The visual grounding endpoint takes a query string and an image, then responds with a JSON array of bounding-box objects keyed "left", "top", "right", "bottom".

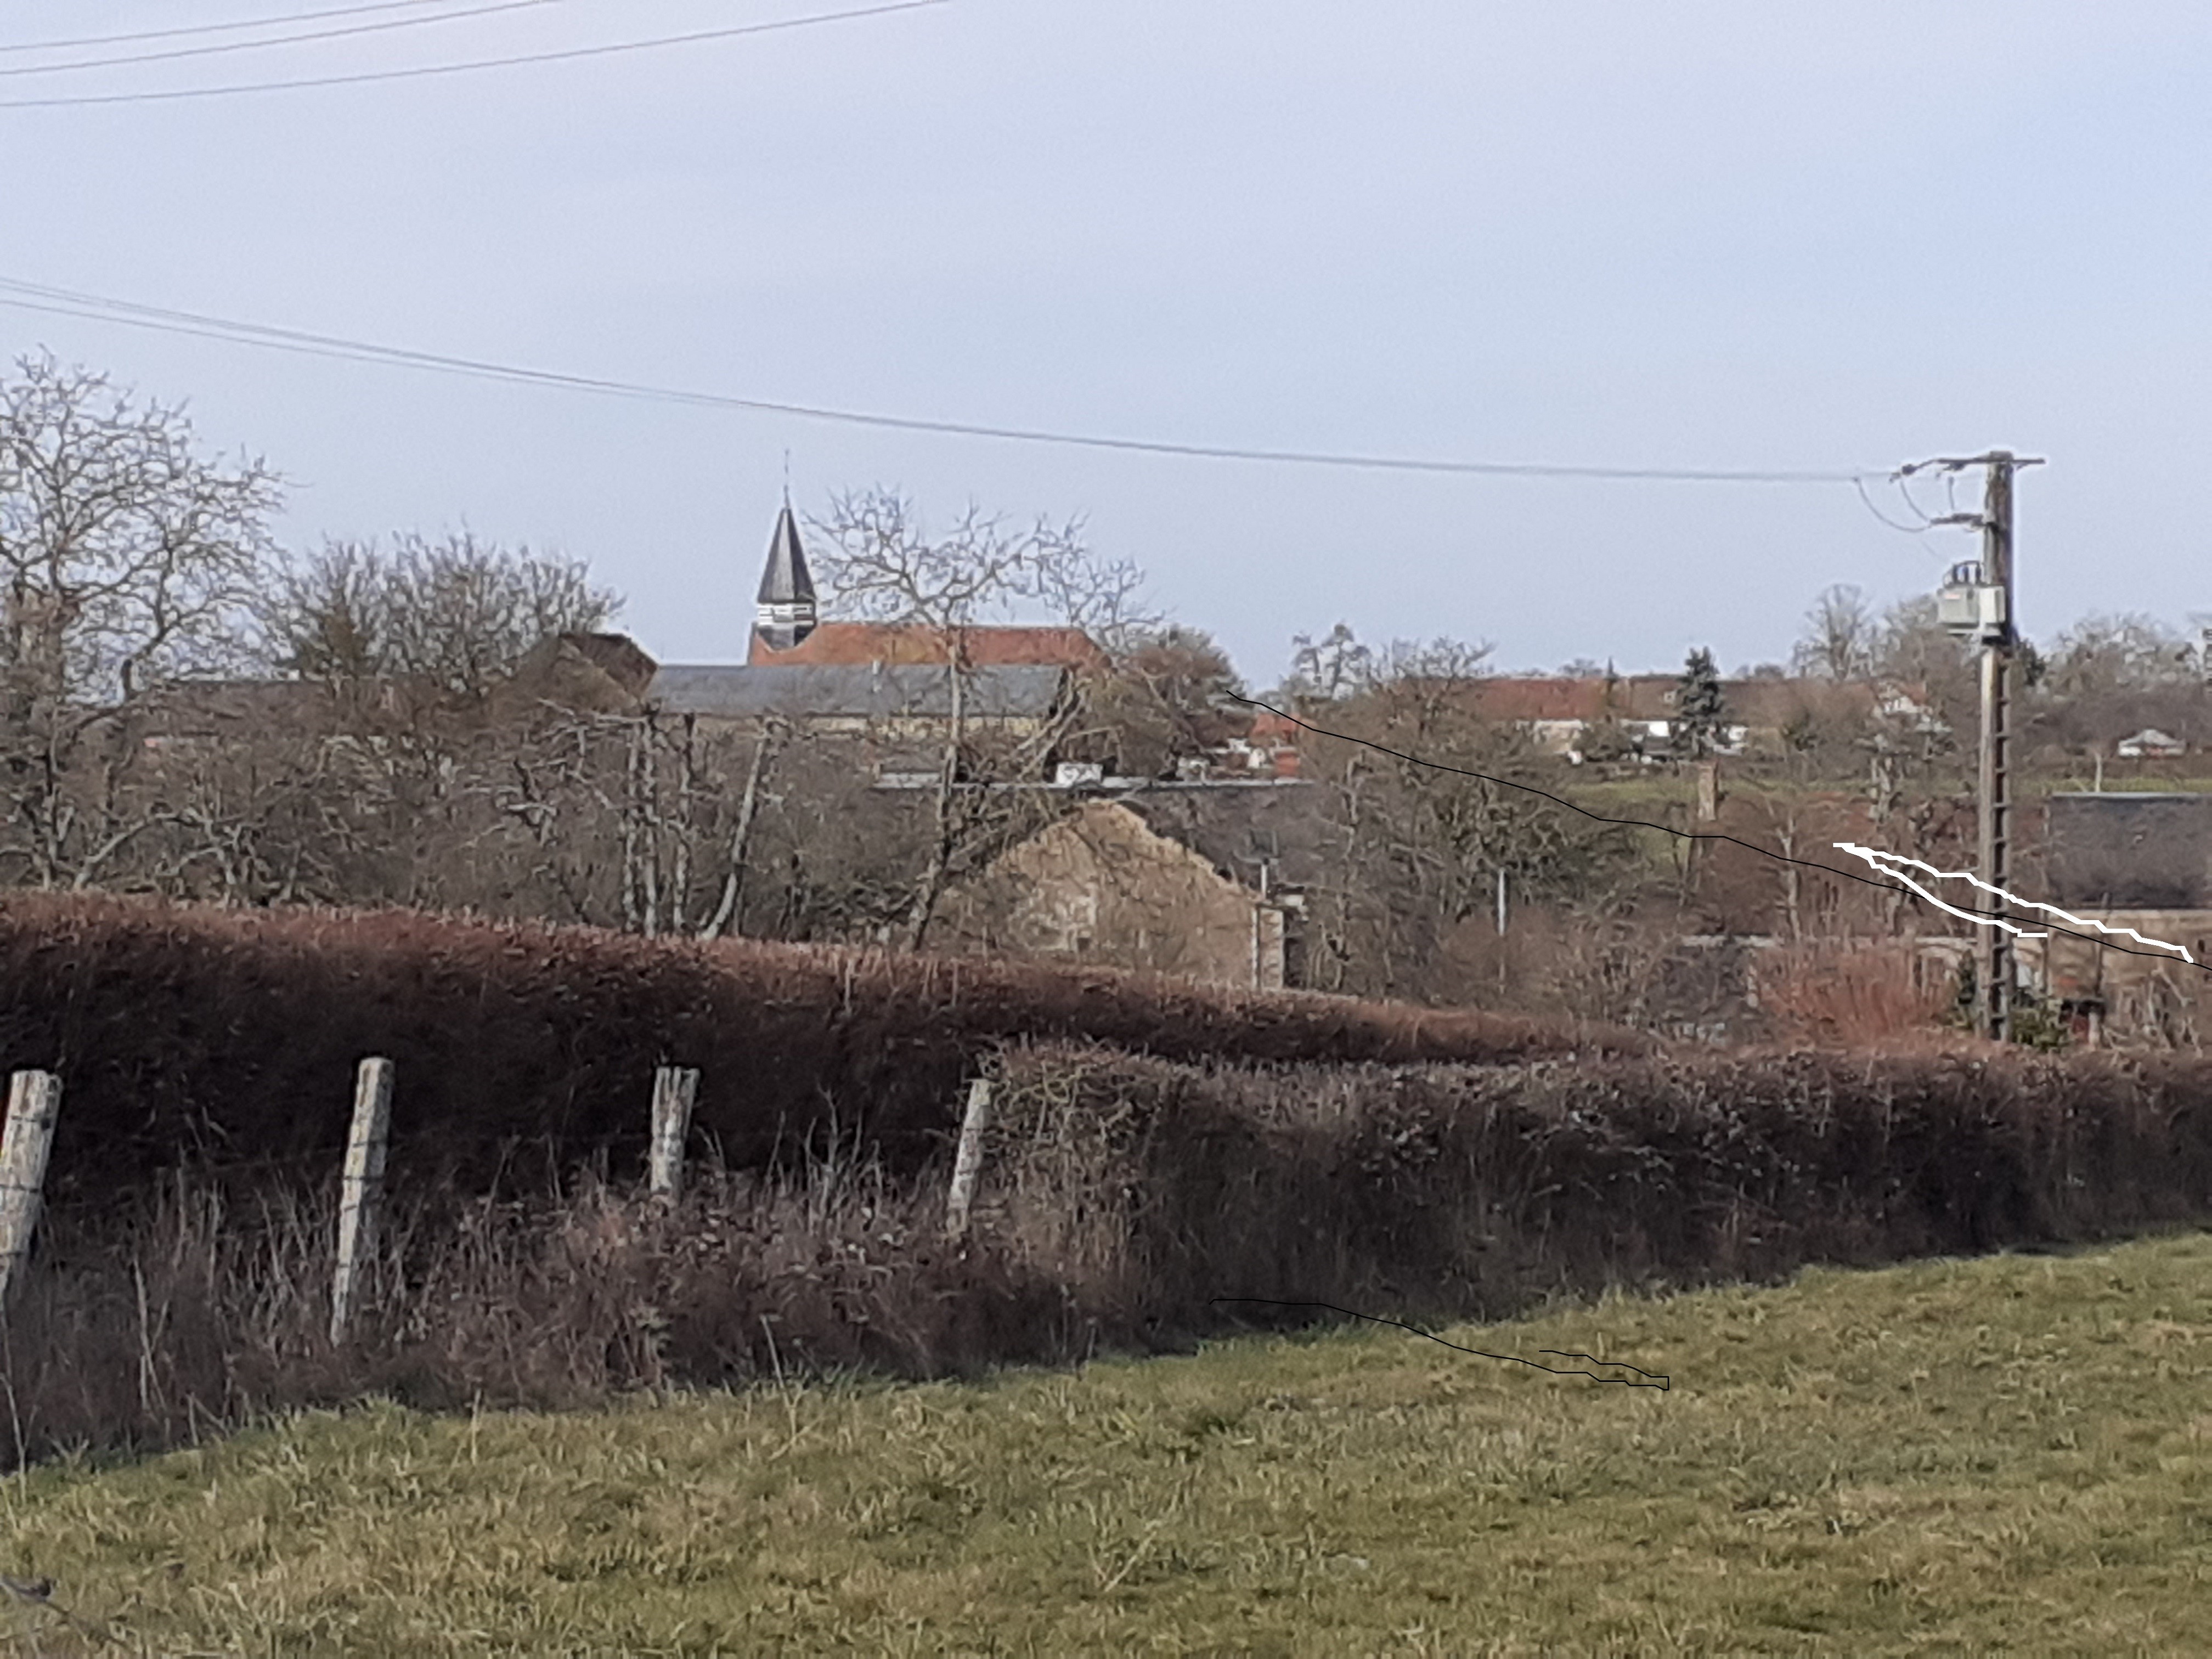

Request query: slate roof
[
  {"left": 645, "top": 663, "right": 1066, "bottom": 721},
  {"left": 753, "top": 506, "right": 819, "bottom": 653},
  {"left": 2044, "top": 792, "right": 2212, "bottom": 909},
  {"left": 747, "top": 620, "right": 1110, "bottom": 670},
  {"left": 755, "top": 506, "right": 816, "bottom": 610},
  {"left": 1113, "top": 778, "right": 1330, "bottom": 893}
]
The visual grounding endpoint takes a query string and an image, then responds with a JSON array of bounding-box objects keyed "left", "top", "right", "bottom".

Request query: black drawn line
[
  {"left": 1211, "top": 1297, "right": 1671, "bottom": 1390},
  {"left": 1235, "top": 695, "right": 2212, "bottom": 978}
]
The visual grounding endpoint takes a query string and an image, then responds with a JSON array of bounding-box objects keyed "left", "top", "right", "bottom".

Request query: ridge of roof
[{"left": 746, "top": 619, "right": 1109, "bottom": 669}]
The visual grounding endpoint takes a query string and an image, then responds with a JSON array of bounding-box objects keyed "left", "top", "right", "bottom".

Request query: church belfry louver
[{"left": 753, "top": 503, "right": 817, "bottom": 653}]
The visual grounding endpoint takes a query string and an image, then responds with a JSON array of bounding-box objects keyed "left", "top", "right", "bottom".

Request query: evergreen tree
[{"left": 1675, "top": 647, "right": 1727, "bottom": 759}]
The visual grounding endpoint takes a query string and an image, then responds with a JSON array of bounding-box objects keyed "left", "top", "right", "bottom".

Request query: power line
[
  {"left": 1850, "top": 474, "right": 1933, "bottom": 535},
  {"left": 0, "top": 0, "right": 571, "bottom": 80},
  {"left": 0, "top": 275, "right": 1879, "bottom": 484},
  {"left": 0, "top": 0, "right": 947, "bottom": 107},
  {"left": 0, "top": 0, "right": 468, "bottom": 56}
]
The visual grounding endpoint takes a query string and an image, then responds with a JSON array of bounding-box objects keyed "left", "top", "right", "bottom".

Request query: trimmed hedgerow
[
  {"left": 0, "top": 893, "right": 1651, "bottom": 1201},
  {"left": 980, "top": 1041, "right": 2212, "bottom": 1338}
]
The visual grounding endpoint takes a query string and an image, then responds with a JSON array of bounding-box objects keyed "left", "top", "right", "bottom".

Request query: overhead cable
[
  {"left": 0, "top": 0, "right": 947, "bottom": 107},
  {"left": 0, "top": 0, "right": 571, "bottom": 80},
  {"left": 0, "top": 276, "right": 1877, "bottom": 484},
  {"left": 0, "top": 0, "right": 467, "bottom": 56}
]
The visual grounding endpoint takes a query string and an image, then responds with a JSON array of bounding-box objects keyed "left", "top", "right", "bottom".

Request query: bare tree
[
  {"left": 1870, "top": 594, "right": 1973, "bottom": 735},
  {"left": 1281, "top": 623, "right": 1375, "bottom": 702},
  {"left": 2043, "top": 611, "right": 2197, "bottom": 700},
  {"left": 1073, "top": 625, "right": 1248, "bottom": 780},
  {"left": 2019, "top": 611, "right": 2211, "bottom": 775},
  {"left": 1291, "top": 635, "right": 1636, "bottom": 1002},
  {"left": 236, "top": 534, "right": 629, "bottom": 906},
  {"left": 146, "top": 716, "right": 377, "bottom": 908},
  {"left": 259, "top": 532, "right": 622, "bottom": 702},
  {"left": 809, "top": 489, "right": 1152, "bottom": 950},
  {"left": 470, "top": 703, "right": 778, "bottom": 940},
  {"left": 809, "top": 491, "right": 1146, "bottom": 649},
  {"left": 1791, "top": 583, "right": 1877, "bottom": 681},
  {"left": 0, "top": 356, "right": 280, "bottom": 888}
]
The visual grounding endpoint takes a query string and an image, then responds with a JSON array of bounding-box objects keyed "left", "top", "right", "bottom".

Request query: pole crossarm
[{"left": 1897, "top": 454, "right": 2045, "bottom": 476}]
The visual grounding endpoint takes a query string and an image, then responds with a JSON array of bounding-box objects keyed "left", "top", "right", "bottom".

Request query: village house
[
  {"left": 1458, "top": 673, "right": 1936, "bottom": 761},
  {"left": 934, "top": 793, "right": 1315, "bottom": 991},
  {"left": 2115, "top": 727, "right": 2187, "bottom": 760},
  {"left": 2022, "top": 791, "right": 2212, "bottom": 1043}
]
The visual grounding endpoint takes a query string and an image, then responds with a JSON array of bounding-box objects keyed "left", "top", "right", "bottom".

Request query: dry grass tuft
[{"left": 3, "top": 1231, "right": 2210, "bottom": 1654}]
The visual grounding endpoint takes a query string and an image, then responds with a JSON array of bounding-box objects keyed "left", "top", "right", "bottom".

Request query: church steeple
[{"left": 754, "top": 503, "right": 817, "bottom": 652}]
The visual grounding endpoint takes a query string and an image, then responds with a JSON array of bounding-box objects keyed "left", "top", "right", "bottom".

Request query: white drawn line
[{"left": 1833, "top": 842, "right": 2197, "bottom": 964}]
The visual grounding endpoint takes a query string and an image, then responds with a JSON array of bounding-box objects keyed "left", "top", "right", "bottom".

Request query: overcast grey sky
[{"left": 5, "top": 1, "right": 2209, "bottom": 682}]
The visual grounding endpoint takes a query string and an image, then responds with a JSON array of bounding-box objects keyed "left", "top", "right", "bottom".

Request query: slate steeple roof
[{"left": 753, "top": 504, "right": 818, "bottom": 653}]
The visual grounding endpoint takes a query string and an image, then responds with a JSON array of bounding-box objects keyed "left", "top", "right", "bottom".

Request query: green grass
[{"left": 5, "top": 1234, "right": 2212, "bottom": 1656}]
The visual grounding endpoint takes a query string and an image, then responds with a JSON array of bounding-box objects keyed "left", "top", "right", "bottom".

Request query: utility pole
[
  {"left": 1976, "top": 455, "right": 2018, "bottom": 1043},
  {"left": 1917, "top": 449, "right": 2044, "bottom": 1042}
]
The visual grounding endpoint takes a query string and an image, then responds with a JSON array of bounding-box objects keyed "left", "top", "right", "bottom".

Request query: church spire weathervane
[{"left": 754, "top": 495, "right": 817, "bottom": 653}]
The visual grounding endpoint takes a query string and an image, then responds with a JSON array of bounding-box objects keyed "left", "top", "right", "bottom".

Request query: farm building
[
  {"left": 2024, "top": 792, "right": 2212, "bottom": 1043},
  {"left": 933, "top": 798, "right": 1304, "bottom": 991}
]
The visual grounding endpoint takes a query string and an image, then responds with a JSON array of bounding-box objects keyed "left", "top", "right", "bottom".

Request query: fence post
[
  {"left": 943, "top": 1077, "right": 993, "bottom": 1240},
  {"left": 649, "top": 1066, "right": 698, "bottom": 1200},
  {"left": 330, "top": 1056, "right": 394, "bottom": 1346},
  {"left": 0, "top": 1072, "right": 60, "bottom": 1304}
]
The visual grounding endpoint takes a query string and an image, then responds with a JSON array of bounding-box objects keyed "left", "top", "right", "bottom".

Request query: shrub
[{"left": 0, "top": 893, "right": 1653, "bottom": 1204}]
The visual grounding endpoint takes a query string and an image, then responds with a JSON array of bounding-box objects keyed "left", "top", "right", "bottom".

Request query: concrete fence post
[
  {"left": 649, "top": 1066, "right": 699, "bottom": 1200},
  {"left": 0, "top": 1071, "right": 61, "bottom": 1304},
  {"left": 943, "top": 1077, "right": 993, "bottom": 1240},
  {"left": 330, "top": 1057, "right": 394, "bottom": 1346}
]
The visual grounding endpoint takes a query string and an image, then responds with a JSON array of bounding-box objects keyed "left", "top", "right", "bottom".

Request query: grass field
[{"left": 3, "top": 1232, "right": 2210, "bottom": 1656}]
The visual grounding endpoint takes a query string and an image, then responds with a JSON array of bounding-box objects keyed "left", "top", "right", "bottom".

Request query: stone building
[
  {"left": 934, "top": 798, "right": 1300, "bottom": 991},
  {"left": 2023, "top": 791, "right": 2212, "bottom": 1042}
]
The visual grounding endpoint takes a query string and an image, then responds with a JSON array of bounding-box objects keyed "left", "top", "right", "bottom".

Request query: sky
[{"left": 4, "top": 1, "right": 2210, "bottom": 686}]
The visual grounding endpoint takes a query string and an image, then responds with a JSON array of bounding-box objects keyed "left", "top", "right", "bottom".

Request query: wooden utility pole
[{"left": 1976, "top": 454, "right": 2018, "bottom": 1043}]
